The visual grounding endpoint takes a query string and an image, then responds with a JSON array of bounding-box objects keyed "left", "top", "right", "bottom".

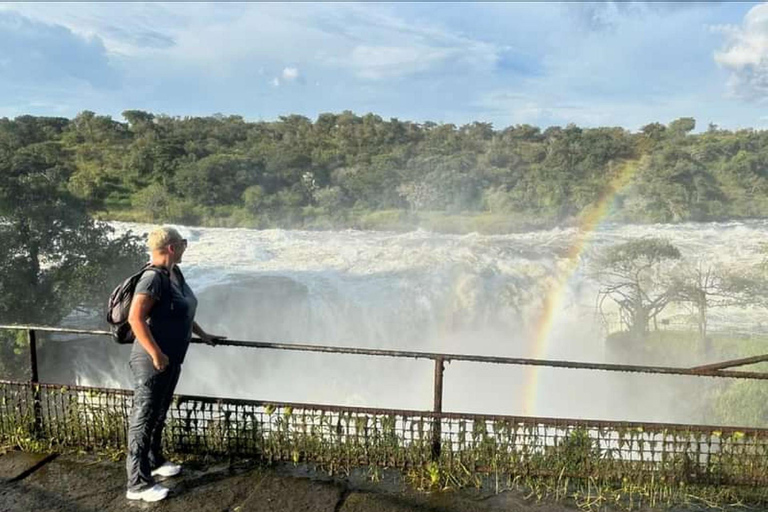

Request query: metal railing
[{"left": 3, "top": 324, "right": 768, "bottom": 487}]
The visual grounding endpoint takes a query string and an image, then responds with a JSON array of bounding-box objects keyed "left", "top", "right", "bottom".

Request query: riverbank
[
  {"left": 95, "top": 204, "right": 768, "bottom": 236},
  {"left": 96, "top": 206, "right": 567, "bottom": 235}
]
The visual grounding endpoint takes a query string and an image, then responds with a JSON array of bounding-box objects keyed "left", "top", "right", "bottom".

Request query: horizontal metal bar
[
  {"left": 0, "top": 325, "right": 111, "bottom": 336},
  {"left": 4, "top": 378, "right": 767, "bottom": 435},
  {"left": 3, "top": 324, "right": 768, "bottom": 381},
  {"left": 692, "top": 353, "right": 768, "bottom": 372}
]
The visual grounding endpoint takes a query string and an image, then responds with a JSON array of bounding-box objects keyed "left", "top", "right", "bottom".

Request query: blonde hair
[{"left": 147, "top": 226, "right": 183, "bottom": 252}]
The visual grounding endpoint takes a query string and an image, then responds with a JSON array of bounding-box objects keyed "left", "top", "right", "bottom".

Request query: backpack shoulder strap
[
  {"left": 143, "top": 265, "right": 172, "bottom": 300},
  {"left": 173, "top": 265, "right": 187, "bottom": 288}
]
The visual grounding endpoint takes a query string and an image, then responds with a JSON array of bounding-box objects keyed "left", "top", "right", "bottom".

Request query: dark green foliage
[
  {"left": 0, "top": 117, "right": 147, "bottom": 377},
  {"left": 174, "top": 154, "right": 262, "bottom": 206},
  {"left": 551, "top": 428, "right": 602, "bottom": 473},
  {"left": 2, "top": 112, "right": 768, "bottom": 230}
]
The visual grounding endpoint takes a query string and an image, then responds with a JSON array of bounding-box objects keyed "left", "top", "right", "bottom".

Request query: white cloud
[
  {"left": 347, "top": 45, "right": 451, "bottom": 80},
  {"left": 0, "top": 10, "right": 120, "bottom": 94},
  {"left": 0, "top": 4, "right": 501, "bottom": 82},
  {"left": 271, "top": 67, "right": 300, "bottom": 87},
  {"left": 0, "top": 2, "right": 761, "bottom": 130},
  {"left": 714, "top": 3, "right": 768, "bottom": 102},
  {"left": 0, "top": 3, "right": 185, "bottom": 56},
  {"left": 319, "top": 6, "right": 500, "bottom": 80},
  {"left": 281, "top": 67, "right": 299, "bottom": 81}
]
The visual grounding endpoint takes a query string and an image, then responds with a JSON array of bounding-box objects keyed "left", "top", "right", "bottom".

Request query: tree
[
  {"left": 243, "top": 185, "right": 268, "bottom": 215},
  {"left": 668, "top": 117, "right": 696, "bottom": 138},
  {"left": 5, "top": 111, "right": 768, "bottom": 232},
  {"left": 671, "top": 262, "right": 766, "bottom": 355},
  {"left": 122, "top": 110, "right": 155, "bottom": 129},
  {"left": 313, "top": 186, "right": 346, "bottom": 214},
  {"left": 398, "top": 153, "right": 482, "bottom": 212},
  {"left": 132, "top": 183, "right": 174, "bottom": 222},
  {"left": 482, "top": 186, "right": 515, "bottom": 214},
  {"left": 0, "top": 132, "right": 146, "bottom": 378},
  {"left": 628, "top": 148, "right": 724, "bottom": 222},
  {"left": 592, "top": 238, "right": 682, "bottom": 339},
  {"left": 174, "top": 154, "right": 262, "bottom": 206}
]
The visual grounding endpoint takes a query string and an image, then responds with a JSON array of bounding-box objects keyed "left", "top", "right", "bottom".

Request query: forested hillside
[{"left": 2, "top": 111, "right": 768, "bottom": 232}]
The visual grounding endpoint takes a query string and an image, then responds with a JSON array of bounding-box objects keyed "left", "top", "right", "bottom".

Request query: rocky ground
[{"left": 0, "top": 450, "right": 589, "bottom": 512}]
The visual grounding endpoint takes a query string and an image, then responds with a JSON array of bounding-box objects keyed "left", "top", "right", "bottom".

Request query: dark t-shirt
[{"left": 131, "top": 266, "right": 198, "bottom": 365}]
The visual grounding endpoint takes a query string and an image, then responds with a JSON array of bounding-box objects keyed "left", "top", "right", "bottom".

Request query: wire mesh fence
[{"left": 3, "top": 379, "right": 768, "bottom": 486}]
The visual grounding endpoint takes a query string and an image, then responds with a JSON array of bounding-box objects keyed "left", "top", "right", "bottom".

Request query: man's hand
[
  {"left": 152, "top": 351, "right": 170, "bottom": 371},
  {"left": 200, "top": 333, "right": 227, "bottom": 346},
  {"left": 193, "top": 322, "right": 227, "bottom": 346}
]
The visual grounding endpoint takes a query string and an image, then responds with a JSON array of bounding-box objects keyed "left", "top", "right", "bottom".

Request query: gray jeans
[{"left": 126, "top": 350, "right": 181, "bottom": 492}]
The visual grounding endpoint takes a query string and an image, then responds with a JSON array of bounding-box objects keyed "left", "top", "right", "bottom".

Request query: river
[{"left": 47, "top": 220, "right": 768, "bottom": 426}]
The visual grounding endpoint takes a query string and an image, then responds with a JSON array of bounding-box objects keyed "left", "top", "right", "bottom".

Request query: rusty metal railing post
[
  {"left": 431, "top": 356, "right": 445, "bottom": 461},
  {"left": 28, "top": 329, "right": 42, "bottom": 437}
]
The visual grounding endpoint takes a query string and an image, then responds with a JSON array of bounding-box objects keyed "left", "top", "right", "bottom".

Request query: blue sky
[{"left": 0, "top": 2, "right": 767, "bottom": 131}]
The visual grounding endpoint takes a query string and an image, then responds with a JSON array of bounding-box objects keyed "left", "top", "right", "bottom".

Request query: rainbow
[{"left": 521, "top": 161, "right": 640, "bottom": 416}]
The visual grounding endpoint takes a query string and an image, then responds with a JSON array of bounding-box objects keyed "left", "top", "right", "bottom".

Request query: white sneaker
[
  {"left": 126, "top": 484, "right": 169, "bottom": 502},
  {"left": 151, "top": 461, "right": 182, "bottom": 478}
]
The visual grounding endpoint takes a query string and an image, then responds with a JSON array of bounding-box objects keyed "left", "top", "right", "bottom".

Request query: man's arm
[{"left": 129, "top": 294, "right": 169, "bottom": 370}]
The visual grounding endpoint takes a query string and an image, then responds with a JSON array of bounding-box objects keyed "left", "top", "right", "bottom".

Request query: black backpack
[{"left": 106, "top": 264, "right": 170, "bottom": 344}]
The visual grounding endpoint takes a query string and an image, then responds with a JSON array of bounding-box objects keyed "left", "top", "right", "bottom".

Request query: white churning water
[{"left": 73, "top": 220, "right": 768, "bottom": 424}]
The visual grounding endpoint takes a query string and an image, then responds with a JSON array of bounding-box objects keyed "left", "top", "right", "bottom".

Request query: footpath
[{"left": 0, "top": 450, "right": 587, "bottom": 512}]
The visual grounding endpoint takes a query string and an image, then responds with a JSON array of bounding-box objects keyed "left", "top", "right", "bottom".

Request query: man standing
[{"left": 125, "top": 226, "right": 225, "bottom": 502}]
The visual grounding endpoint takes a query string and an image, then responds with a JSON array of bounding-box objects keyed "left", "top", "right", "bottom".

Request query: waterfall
[{"left": 54, "top": 219, "right": 768, "bottom": 425}]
